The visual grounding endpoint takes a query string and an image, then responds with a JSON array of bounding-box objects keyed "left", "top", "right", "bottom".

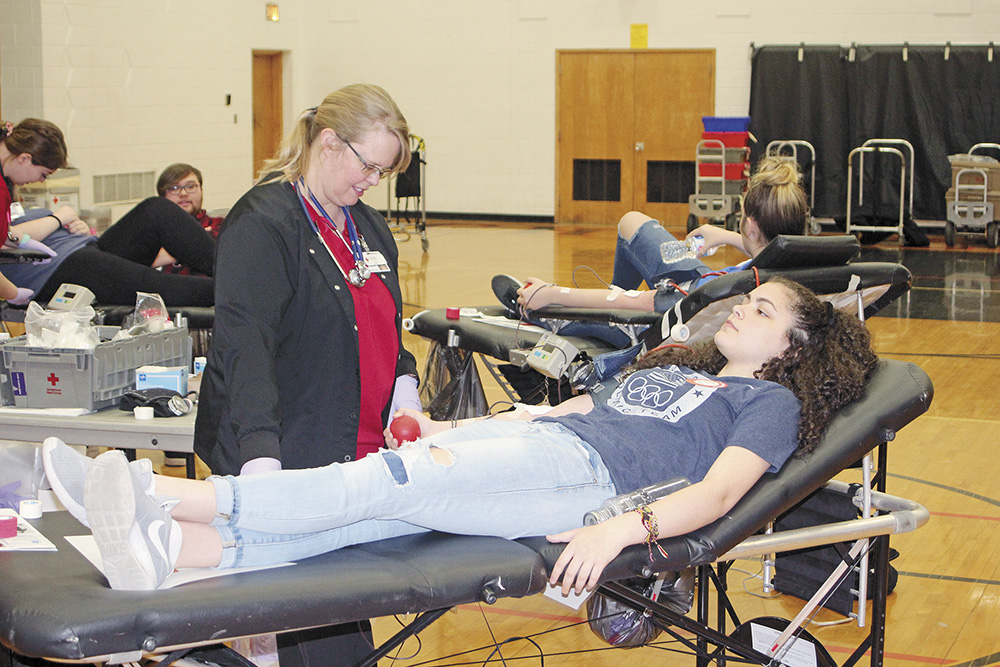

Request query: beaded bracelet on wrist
[{"left": 635, "top": 504, "right": 669, "bottom": 562}]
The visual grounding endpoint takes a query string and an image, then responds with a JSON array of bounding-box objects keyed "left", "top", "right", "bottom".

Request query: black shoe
[{"left": 491, "top": 274, "right": 524, "bottom": 319}]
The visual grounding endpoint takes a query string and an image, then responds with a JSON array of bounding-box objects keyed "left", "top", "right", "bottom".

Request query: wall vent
[{"left": 93, "top": 171, "right": 155, "bottom": 204}]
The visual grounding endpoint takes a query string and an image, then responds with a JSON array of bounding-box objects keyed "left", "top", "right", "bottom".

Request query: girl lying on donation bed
[{"left": 43, "top": 277, "right": 877, "bottom": 593}]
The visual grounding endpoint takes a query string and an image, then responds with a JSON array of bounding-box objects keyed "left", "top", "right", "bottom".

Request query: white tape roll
[
  {"left": 134, "top": 406, "right": 155, "bottom": 420},
  {"left": 402, "top": 318, "right": 414, "bottom": 331},
  {"left": 19, "top": 499, "right": 43, "bottom": 519}
]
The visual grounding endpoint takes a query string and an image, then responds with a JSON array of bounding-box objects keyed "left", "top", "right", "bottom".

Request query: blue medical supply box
[{"left": 135, "top": 365, "right": 189, "bottom": 394}]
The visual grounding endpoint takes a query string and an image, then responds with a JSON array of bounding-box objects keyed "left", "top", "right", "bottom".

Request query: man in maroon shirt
[
  {"left": 156, "top": 163, "right": 223, "bottom": 467},
  {"left": 155, "top": 163, "right": 223, "bottom": 275}
]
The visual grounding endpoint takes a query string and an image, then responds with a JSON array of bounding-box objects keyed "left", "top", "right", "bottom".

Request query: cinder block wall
[{"left": 1, "top": 0, "right": 995, "bottom": 218}]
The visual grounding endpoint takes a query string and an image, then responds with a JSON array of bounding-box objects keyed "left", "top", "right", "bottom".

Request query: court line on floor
[
  {"left": 877, "top": 351, "right": 1000, "bottom": 360},
  {"left": 944, "top": 650, "right": 1000, "bottom": 667},
  {"left": 933, "top": 511, "right": 1000, "bottom": 521},
  {"left": 887, "top": 472, "right": 1000, "bottom": 508},
  {"left": 897, "top": 570, "right": 1000, "bottom": 586}
]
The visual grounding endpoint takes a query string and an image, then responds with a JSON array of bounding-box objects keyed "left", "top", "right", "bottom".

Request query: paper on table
[
  {"left": 542, "top": 582, "right": 593, "bottom": 610},
  {"left": 0, "top": 509, "right": 57, "bottom": 551},
  {"left": 66, "top": 535, "right": 292, "bottom": 589},
  {"left": 0, "top": 406, "right": 94, "bottom": 416}
]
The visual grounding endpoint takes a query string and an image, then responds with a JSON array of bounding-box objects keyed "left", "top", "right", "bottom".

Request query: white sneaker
[
  {"left": 85, "top": 450, "right": 182, "bottom": 590},
  {"left": 41, "top": 437, "right": 155, "bottom": 527}
]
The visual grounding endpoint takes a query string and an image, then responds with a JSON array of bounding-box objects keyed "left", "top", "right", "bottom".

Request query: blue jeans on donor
[
  {"left": 208, "top": 420, "right": 617, "bottom": 568},
  {"left": 534, "top": 220, "right": 708, "bottom": 347},
  {"left": 613, "top": 219, "right": 708, "bottom": 292}
]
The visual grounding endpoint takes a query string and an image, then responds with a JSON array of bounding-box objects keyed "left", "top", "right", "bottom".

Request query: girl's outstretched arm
[
  {"left": 518, "top": 276, "right": 657, "bottom": 312},
  {"left": 546, "top": 445, "right": 771, "bottom": 594}
]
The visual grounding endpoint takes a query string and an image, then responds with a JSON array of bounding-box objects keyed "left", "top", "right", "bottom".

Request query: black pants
[{"left": 38, "top": 198, "right": 215, "bottom": 306}]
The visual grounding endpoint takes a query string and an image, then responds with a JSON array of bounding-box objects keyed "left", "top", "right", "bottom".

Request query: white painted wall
[{"left": 2, "top": 0, "right": 998, "bottom": 217}]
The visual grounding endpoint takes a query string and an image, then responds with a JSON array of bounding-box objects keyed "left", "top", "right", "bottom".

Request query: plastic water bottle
[
  {"left": 659, "top": 235, "right": 718, "bottom": 264},
  {"left": 583, "top": 477, "right": 691, "bottom": 525}
]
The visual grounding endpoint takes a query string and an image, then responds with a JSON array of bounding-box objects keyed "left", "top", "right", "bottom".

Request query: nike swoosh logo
[{"left": 147, "top": 519, "right": 170, "bottom": 573}]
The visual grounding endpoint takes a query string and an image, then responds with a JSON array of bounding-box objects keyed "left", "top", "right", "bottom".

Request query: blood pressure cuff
[{"left": 119, "top": 388, "right": 193, "bottom": 417}]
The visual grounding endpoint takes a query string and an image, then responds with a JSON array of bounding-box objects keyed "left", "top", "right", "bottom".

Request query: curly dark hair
[{"left": 627, "top": 277, "right": 878, "bottom": 457}]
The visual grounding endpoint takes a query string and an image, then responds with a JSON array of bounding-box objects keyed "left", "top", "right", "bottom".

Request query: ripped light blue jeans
[
  {"left": 208, "top": 420, "right": 617, "bottom": 568},
  {"left": 529, "top": 220, "right": 710, "bottom": 347}
]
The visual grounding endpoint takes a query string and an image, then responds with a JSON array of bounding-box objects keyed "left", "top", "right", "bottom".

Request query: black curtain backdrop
[{"left": 749, "top": 44, "right": 1000, "bottom": 221}]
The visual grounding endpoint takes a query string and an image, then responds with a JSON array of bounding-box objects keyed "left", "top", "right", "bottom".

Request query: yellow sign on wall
[{"left": 630, "top": 24, "right": 648, "bottom": 49}]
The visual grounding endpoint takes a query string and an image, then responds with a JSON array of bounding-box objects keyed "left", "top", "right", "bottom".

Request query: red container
[
  {"left": 698, "top": 162, "right": 749, "bottom": 179},
  {"left": 701, "top": 132, "right": 750, "bottom": 148},
  {"left": 0, "top": 515, "right": 16, "bottom": 539}
]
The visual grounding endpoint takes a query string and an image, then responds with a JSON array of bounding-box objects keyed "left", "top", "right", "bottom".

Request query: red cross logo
[{"left": 47, "top": 373, "right": 60, "bottom": 386}]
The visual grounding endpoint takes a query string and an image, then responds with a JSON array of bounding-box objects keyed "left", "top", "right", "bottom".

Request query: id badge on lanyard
[{"left": 363, "top": 251, "right": 390, "bottom": 274}]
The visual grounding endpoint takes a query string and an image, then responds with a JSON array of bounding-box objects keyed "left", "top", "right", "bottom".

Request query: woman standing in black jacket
[{"left": 194, "top": 83, "right": 420, "bottom": 666}]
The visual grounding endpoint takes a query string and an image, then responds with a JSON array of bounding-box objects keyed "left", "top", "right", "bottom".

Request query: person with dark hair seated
[
  {"left": 3, "top": 197, "right": 215, "bottom": 307},
  {"left": 492, "top": 157, "right": 809, "bottom": 347},
  {"left": 153, "top": 162, "right": 225, "bottom": 275},
  {"left": 44, "top": 278, "right": 877, "bottom": 596},
  {"left": 2, "top": 119, "right": 215, "bottom": 307}
]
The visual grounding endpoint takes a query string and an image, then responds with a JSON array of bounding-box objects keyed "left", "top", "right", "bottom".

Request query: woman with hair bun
[{"left": 492, "top": 157, "right": 809, "bottom": 347}]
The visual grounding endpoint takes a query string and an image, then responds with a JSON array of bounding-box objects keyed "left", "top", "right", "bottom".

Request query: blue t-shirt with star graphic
[{"left": 541, "top": 365, "right": 801, "bottom": 494}]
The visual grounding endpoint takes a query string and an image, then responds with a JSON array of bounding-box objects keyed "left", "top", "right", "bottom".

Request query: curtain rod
[{"left": 750, "top": 41, "right": 997, "bottom": 62}]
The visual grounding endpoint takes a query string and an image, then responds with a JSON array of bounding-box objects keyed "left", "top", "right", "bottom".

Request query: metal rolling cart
[
  {"left": 846, "top": 138, "right": 914, "bottom": 245},
  {"left": 766, "top": 139, "right": 819, "bottom": 234},
  {"left": 386, "top": 135, "right": 429, "bottom": 251},
  {"left": 945, "top": 143, "right": 1000, "bottom": 248},
  {"left": 688, "top": 117, "right": 751, "bottom": 233}
]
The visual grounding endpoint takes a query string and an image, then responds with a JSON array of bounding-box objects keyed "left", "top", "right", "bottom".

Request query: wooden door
[
  {"left": 556, "top": 50, "right": 715, "bottom": 226},
  {"left": 252, "top": 51, "right": 283, "bottom": 180},
  {"left": 555, "top": 52, "right": 636, "bottom": 225}
]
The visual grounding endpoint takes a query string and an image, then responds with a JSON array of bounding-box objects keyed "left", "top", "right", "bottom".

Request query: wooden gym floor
[{"left": 174, "top": 218, "right": 999, "bottom": 666}]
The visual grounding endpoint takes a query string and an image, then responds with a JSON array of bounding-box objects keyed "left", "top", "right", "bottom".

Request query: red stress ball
[{"left": 390, "top": 415, "right": 421, "bottom": 444}]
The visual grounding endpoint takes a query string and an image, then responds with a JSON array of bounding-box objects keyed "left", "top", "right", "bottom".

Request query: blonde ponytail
[{"left": 257, "top": 84, "right": 410, "bottom": 183}]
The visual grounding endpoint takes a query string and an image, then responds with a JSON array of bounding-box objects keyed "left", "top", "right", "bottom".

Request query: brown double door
[
  {"left": 252, "top": 50, "right": 284, "bottom": 181},
  {"left": 556, "top": 49, "right": 715, "bottom": 225}
]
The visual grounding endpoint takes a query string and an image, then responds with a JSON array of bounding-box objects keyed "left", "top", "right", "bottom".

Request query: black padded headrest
[
  {"left": 640, "top": 261, "right": 912, "bottom": 349},
  {"left": 747, "top": 235, "right": 861, "bottom": 270}
]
